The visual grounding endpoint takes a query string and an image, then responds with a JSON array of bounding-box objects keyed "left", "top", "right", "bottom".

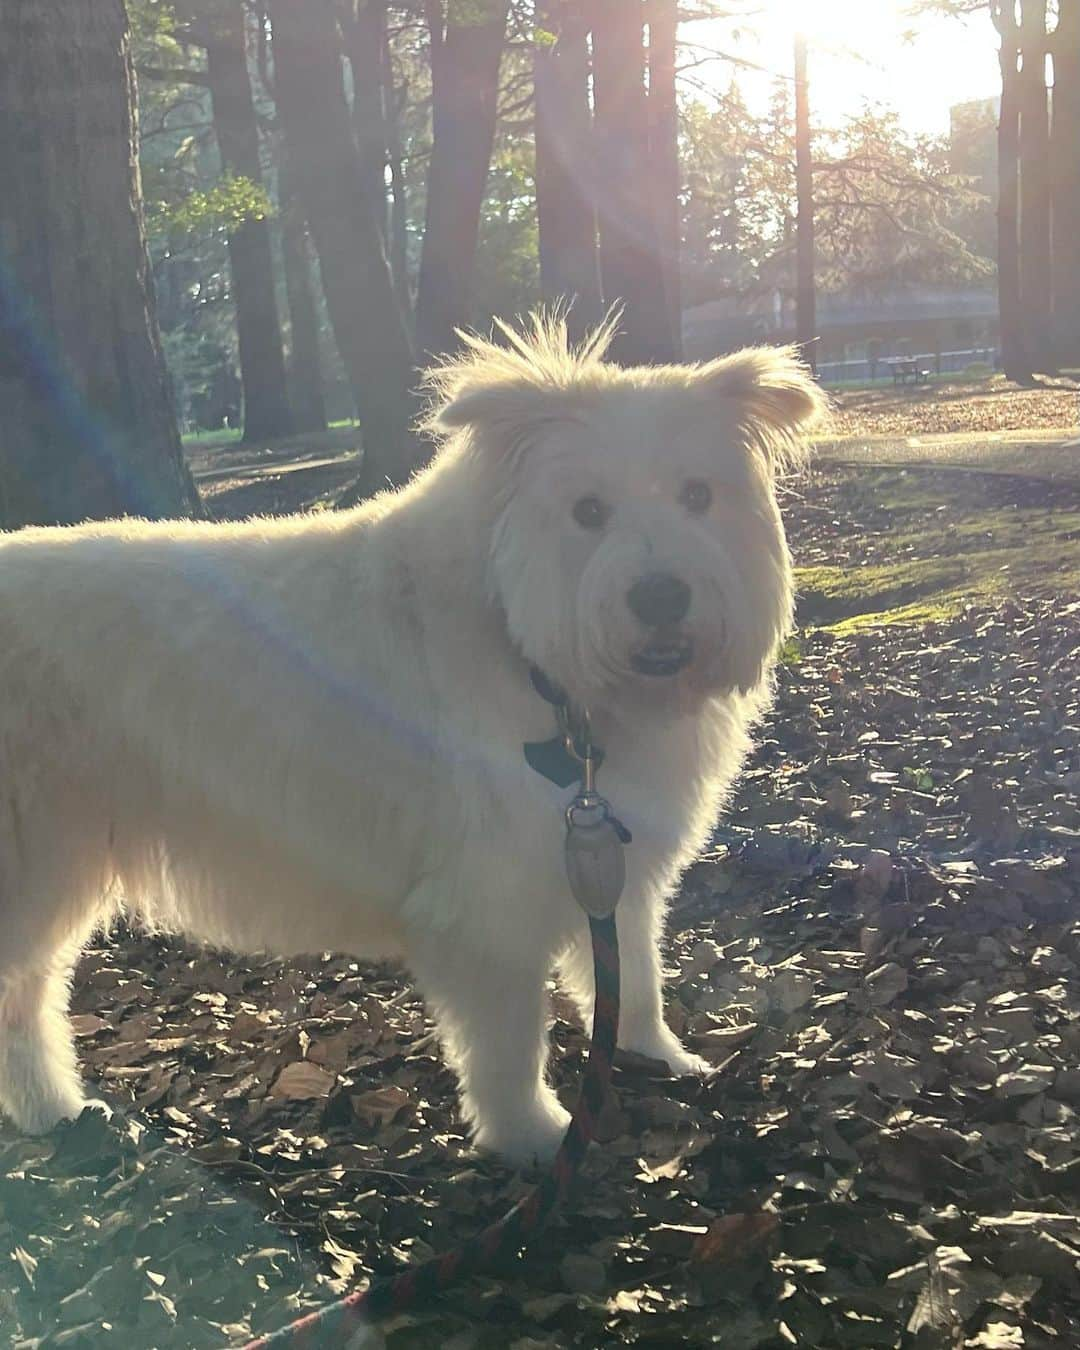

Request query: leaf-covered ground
[
  {"left": 2, "top": 457, "right": 1079, "bottom": 1350},
  {"left": 827, "top": 380, "right": 1078, "bottom": 440}
]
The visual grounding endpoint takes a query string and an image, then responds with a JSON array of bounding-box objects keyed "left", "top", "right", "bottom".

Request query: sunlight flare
[{"left": 761, "top": 0, "right": 903, "bottom": 51}]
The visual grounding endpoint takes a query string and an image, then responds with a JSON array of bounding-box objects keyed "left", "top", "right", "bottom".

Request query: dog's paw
[
  {"left": 7, "top": 1085, "right": 89, "bottom": 1137},
  {"left": 472, "top": 1099, "right": 572, "bottom": 1169},
  {"left": 78, "top": 1097, "right": 114, "bottom": 1124},
  {"left": 622, "top": 1033, "right": 713, "bottom": 1079},
  {"left": 665, "top": 1048, "right": 715, "bottom": 1078}
]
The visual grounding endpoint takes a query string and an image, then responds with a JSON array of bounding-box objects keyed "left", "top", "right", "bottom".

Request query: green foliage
[
  {"left": 948, "top": 97, "right": 998, "bottom": 262},
  {"left": 154, "top": 175, "right": 273, "bottom": 238},
  {"left": 815, "top": 106, "right": 995, "bottom": 292},
  {"left": 681, "top": 87, "right": 779, "bottom": 297},
  {"left": 128, "top": 0, "right": 182, "bottom": 58},
  {"left": 473, "top": 140, "right": 541, "bottom": 324},
  {"left": 680, "top": 86, "right": 996, "bottom": 301},
  {"left": 133, "top": 12, "right": 241, "bottom": 429},
  {"left": 446, "top": 0, "right": 506, "bottom": 27}
]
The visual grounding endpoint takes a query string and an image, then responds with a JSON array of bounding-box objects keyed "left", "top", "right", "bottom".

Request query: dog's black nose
[{"left": 627, "top": 573, "right": 691, "bottom": 627}]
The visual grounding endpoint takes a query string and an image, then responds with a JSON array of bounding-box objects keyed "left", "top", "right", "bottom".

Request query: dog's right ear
[
  {"left": 431, "top": 376, "right": 559, "bottom": 439},
  {"left": 425, "top": 373, "right": 576, "bottom": 467}
]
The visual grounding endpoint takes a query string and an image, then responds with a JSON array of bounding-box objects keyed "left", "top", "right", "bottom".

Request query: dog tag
[{"left": 565, "top": 799, "right": 626, "bottom": 918}]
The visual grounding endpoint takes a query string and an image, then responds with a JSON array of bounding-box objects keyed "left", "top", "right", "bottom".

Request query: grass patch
[
  {"left": 797, "top": 556, "right": 970, "bottom": 624},
  {"left": 182, "top": 426, "right": 241, "bottom": 449},
  {"left": 823, "top": 597, "right": 971, "bottom": 637},
  {"left": 182, "top": 419, "right": 359, "bottom": 451},
  {"left": 795, "top": 466, "right": 1080, "bottom": 634},
  {"left": 821, "top": 371, "right": 993, "bottom": 393}
]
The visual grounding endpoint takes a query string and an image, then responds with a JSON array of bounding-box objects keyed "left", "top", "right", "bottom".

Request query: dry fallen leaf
[
  {"left": 865, "top": 961, "right": 909, "bottom": 1007},
  {"left": 270, "top": 1061, "right": 336, "bottom": 1100},
  {"left": 347, "top": 1084, "right": 413, "bottom": 1129},
  {"left": 855, "top": 849, "right": 895, "bottom": 905},
  {"left": 965, "top": 1323, "right": 1025, "bottom": 1349},
  {"left": 560, "top": 1251, "right": 607, "bottom": 1294},
  {"left": 689, "top": 1213, "right": 780, "bottom": 1271}
]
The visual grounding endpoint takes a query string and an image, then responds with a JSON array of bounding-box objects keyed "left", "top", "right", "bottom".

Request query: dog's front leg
[
  {"left": 408, "top": 937, "right": 570, "bottom": 1167},
  {"left": 560, "top": 894, "right": 709, "bottom": 1076}
]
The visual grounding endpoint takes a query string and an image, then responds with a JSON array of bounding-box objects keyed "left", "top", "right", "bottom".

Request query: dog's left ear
[{"left": 696, "top": 345, "right": 827, "bottom": 470}]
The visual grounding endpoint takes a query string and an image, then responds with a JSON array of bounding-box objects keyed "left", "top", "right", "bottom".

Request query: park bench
[{"left": 891, "top": 358, "right": 931, "bottom": 386}]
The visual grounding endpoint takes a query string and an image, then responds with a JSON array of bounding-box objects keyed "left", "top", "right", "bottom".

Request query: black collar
[
  {"left": 523, "top": 665, "right": 605, "bottom": 789},
  {"left": 529, "top": 665, "right": 566, "bottom": 708}
]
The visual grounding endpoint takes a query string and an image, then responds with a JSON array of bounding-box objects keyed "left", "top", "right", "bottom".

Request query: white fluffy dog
[{"left": 0, "top": 317, "right": 824, "bottom": 1164}]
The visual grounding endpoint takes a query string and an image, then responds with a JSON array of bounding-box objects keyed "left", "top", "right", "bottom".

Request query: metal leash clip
[{"left": 561, "top": 708, "right": 629, "bottom": 919}]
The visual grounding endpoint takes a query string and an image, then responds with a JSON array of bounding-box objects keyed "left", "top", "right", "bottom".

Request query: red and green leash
[{"left": 241, "top": 912, "right": 620, "bottom": 1348}]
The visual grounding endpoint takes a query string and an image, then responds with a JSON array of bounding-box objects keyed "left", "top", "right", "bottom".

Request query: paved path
[
  {"left": 816, "top": 427, "right": 1080, "bottom": 482},
  {"left": 185, "top": 427, "right": 1080, "bottom": 504}
]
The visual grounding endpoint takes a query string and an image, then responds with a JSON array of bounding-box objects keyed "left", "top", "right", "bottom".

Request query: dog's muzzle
[
  {"left": 630, "top": 634, "right": 695, "bottom": 677},
  {"left": 626, "top": 572, "right": 695, "bottom": 676}
]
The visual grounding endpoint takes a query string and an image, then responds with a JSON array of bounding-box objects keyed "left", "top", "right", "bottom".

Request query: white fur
[{"left": 0, "top": 317, "right": 824, "bottom": 1164}]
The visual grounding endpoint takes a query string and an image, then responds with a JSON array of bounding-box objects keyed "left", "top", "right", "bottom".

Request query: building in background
[{"left": 683, "top": 286, "right": 999, "bottom": 383}]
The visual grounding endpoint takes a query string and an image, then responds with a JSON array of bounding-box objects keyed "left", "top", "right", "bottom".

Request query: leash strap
[{"left": 239, "top": 914, "right": 620, "bottom": 1348}]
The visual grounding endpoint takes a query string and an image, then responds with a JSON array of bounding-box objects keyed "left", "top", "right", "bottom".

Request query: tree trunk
[
  {"left": 0, "top": 0, "right": 200, "bottom": 528},
  {"left": 1051, "top": 0, "right": 1080, "bottom": 363},
  {"left": 383, "top": 19, "right": 412, "bottom": 314},
  {"left": 267, "top": 0, "right": 415, "bottom": 496},
  {"left": 342, "top": 0, "right": 390, "bottom": 241},
  {"left": 794, "top": 33, "right": 817, "bottom": 374},
  {"left": 279, "top": 154, "right": 328, "bottom": 435},
  {"left": 534, "top": 0, "right": 602, "bottom": 342},
  {"left": 414, "top": 0, "right": 511, "bottom": 362},
  {"left": 1018, "top": 0, "right": 1053, "bottom": 371},
  {"left": 646, "top": 0, "right": 683, "bottom": 359},
  {"left": 994, "top": 5, "right": 1030, "bottom": 382},
  {"left": 204, "top": 3, "right": 294, "bottom": 443},
  {"left": 591, "top": 0, "right": 676, "bottom": 365}
]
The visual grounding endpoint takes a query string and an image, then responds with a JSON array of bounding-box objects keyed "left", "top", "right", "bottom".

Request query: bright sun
[
  {"left": 761, "top": 0, "right": 901, "bottom": 49},
  {"left": 691, "top": 0, "right": 1001, "bottom": 136}
]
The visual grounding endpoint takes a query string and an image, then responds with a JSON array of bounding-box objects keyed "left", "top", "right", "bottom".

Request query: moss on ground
[{"left": 794, "top": 466, "right": 1080, "bottom": 634}]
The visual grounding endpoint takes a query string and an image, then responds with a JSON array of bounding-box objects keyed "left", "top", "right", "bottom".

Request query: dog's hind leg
[
  {"left": 0, "top": 773, "right": 116, "bottom": 1134},
  {"left": 0, "top": 955, "right": 90, "bottom": 1134},
  {"left": 408, "top": 938, "right": 570, "bottom": 1167}
]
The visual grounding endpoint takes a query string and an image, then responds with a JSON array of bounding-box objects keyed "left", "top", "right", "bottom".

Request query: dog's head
[{"left": 423, "top": 315, "right": 826, "bottom": 712}]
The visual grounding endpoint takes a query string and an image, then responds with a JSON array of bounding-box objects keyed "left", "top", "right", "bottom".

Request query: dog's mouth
[{"left": 630, "top": 635, "right": 695, "bottom": 677}]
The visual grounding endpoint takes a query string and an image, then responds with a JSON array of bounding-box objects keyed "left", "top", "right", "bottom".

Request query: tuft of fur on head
[
  {"left": 417, "top": 309, "right": 621, "bottom": 451},
  {"left": 419, "top": 314, "right": 827, "bottom": 478}
]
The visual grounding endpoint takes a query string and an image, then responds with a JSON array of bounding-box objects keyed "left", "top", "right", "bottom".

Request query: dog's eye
[
  {"left": 572, "top": 495, "right": 611, "bottom": 531},
  {"left": 680, "top": 479, "right": 712, "bottom": 515}
]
